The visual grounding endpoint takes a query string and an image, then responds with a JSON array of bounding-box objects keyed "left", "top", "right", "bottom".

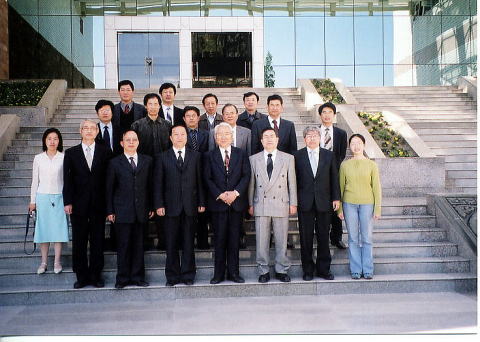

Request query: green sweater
[{"left": 338, "top": 158, "right": 382, "bottom": 216}]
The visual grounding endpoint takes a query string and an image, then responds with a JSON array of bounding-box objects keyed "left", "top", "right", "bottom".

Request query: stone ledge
[{"left": 0, "top": 114, "right": 20, "bottom": 160}]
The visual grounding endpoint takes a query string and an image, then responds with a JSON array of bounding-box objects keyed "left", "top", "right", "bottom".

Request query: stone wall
[{"left": 0, "top": 0, "right": 9, "bottom": 79}]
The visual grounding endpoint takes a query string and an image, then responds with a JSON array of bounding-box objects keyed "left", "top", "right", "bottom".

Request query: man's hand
[
  {"left": 156, "top": 208, "right": 165, "bottom": 216},
  {"left": 107, "top": 214, "right": 115, "bottom": 223},
  {"left": 64, "top": 205, "right": 72, "bottom": 215},
  {"left": 338, "top": 212, "right": 344, "bottom": 220},
  {"left": 148, "top": 211, "right": 155, "bottom": 219},
  {"left": 248, "top": 206, "right": 254, "bottom": 216},
  {"left": 198, "top": 206, "right": 205, "bottom": 213},
  {"left": 28, "top": 203, "right": 36, "bottom": 213},
  {"left": 224, "top": 191, "right": 238, "bottom": 205},
  {"left": 332, "top": 200, "right": 340, "bottom": 211},
  {"left": 289, "top": 205, "right": 297, "bottom": 215}
]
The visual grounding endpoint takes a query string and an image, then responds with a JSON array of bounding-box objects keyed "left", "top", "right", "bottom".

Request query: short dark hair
[
  {"left": 318, "top": 102, "right": 337, "bottom": 115},
  {"left": 143, "top": 93, "right": 161, "bottom": 106},
  {"left": 349, "top": 133, "right": 366, "bottom": 145},
  {"left": 267, "top": 94, "right": 283, "bottom": 105},
  {"left": 159, "top": 82, "right": 177, "bottom": 95},
  {"left": 183, "top": 105, "right": 200, "bottom": 117},
  {"left": 42, "top": 127, "right": 63, "bottom": 152},
  {"left": 170, "top": 124, "right": 187, "bottom": 136},
  {"left": 95, "top": 99, "right": 114, "bottom": 113},
  {"left": 122, "top": 130, "right": 138, "bottom": 139},
  {"left": 261, "top": 127, "right": 278, "bottom": 138},
  {"left": 222, "top": 103, "right": 238, "bottom": 114},
  {"left": 202, "top": 93, "right": 218, "bottom": 105},
  {"left": 118, "top": 80, "right": 134, "bottom": 91},
  {"left": 243, "top": 91, "right": 259, "bottom": 102}
]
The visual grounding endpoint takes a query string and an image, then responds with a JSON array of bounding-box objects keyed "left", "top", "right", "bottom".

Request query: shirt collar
[
  {"left": 264, "top": 149, "right": 277, "bottom": 158},
  {"left": 124, "top": 152, "right": 138, "bottom": 161},
  {"left": 173, "top": 146, "right": 186, "bottom": 156},
  {"left": 82, "top": 141, "right": 95, "bottom": 150},
  {"left": 99, "top": 122, "right": 112, "bottom": 130},
  {"left": 268, "top": 116, "right": 281, "bottom": 126}
]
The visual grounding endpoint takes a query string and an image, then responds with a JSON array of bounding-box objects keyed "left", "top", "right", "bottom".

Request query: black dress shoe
[
  {"left": 287, "top": 241, "right": 294, "bottom": 249},
  {"left": 73, "top": 281, "right": 88, "bottom": 289},
  {"left": 133, "top": 280, "right": 149, "bottom": 287},
  {"left": 184, "top": 279, "right": 194, "bottom": 286},
  {"left": 209, "top": 277, "right": 225, "bottom": 285},
  {"left": 303, "top": 273, "right": 313, "bottom": 281},
  {"left": 239, "top": 236, "right": 247, "bottom": 249},
  {"left": 333, "top": 241, "right": 347, "bottom": 249},
  {"left": 275, "top": 272, "right": 291, "bottom": 282},
  {"left": 227, "top": 274, "right": 245, "bottom": 283},
  {"left": 115, "top": 282, "right": 127, "bottom": 289},
  {"left": 258, "top": 273, "right": 270, "bottom": 283},
  {"left": 317, "top": 271, "right": 335, "bottom": 280},
  {"left": 91, "top": 279, "right": 105, "bottom": 288},
  {"left": 196, "top": 243, "right": 210, "bottom": 250},
  {"left": 165, "top": 280, "right": 178, "bottom": 287}
]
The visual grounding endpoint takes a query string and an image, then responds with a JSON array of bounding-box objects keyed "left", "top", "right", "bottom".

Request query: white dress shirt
[
  {"left": 30, "top": 152, "right": 64, "bottom": 203},
  {"left": 219, "top": 146, "right": 232, "bottom": 165},
  {"left": 162, "top": 104, "right": 174, "bottom": 123},
  {"left": 263, "top": 149, "right": 278, "bottom": 166},
  {"left": 124, "top": 152, "right": 138, "bottom": 167},
  {"left": 268, "top": 116, "right": 281, "bottom": 129},
  {"left": 99, "top": 122, "right": 113, "bottom": 149},
  {"left": 307, "top": 146, "right": 320, "bottom": 175},
  {"left": 320, "top": 124, "right": 334, "bottom": 149},
  {"left": 173, "top": 146, "right": 186, "bottom": 159},
  {"left": 207, "top": 113, "right": 216, "bottom": 126},
  {"left": 82, "top": 141, "right": 96, "bottom": 161}
]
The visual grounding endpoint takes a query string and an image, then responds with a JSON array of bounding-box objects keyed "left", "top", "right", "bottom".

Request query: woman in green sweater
[{"left": 337, "top": 134, "right": 381, "bottom": 279}]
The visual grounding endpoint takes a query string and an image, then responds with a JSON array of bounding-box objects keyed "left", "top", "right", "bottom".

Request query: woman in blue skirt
[{"left": 29, "top": 128, "right": 69, "bottom": 274}]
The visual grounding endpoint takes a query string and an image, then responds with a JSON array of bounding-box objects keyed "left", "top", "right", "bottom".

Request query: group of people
[{"left": 29, "top": 80, "right": 382, "bottom": 290}]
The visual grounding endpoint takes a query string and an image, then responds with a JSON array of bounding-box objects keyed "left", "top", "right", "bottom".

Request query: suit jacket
[
  {"left": 113, "top": 102, "right": 147, "bottom": 133},
  {"left": 203, "top": 146, "right": 251, "bottom": 212},
  {"left": 251, "top": 117, "right": 297, "bottom": 155},
  {"left": 248, "top": 150, "right": 297, "bottom": 218},
  {"left": 332, "top": 126, "right": 347, "bottom": 170},
  {"left": 159, "top": 105, "right": 185, "bottom": 127},
  {"left": 208, "top": 125, "right": 252, "bottom": 156},
  {"left": 153, "top": 148, "right": 205, "bottom": 217},
  {"left": 63, "top": 143, "right": 112, "bottom": 216},
  {"left": 105, "top": 153, "right": 153, "bottom": 224},
  {"left": 95, "top": 122, "right": 123, "bottom": 156},
  {"left": 186, "top": 128, "right": 209, "bottom": 153},
  {"left": 198, "top": 113, "right": 223, "bottom": 132},
  {"left": 237, "top": 110, "right": 267, "bottom": 130},
  {"left": 294, "top": 147, "right": 340, "bottom": 213}
]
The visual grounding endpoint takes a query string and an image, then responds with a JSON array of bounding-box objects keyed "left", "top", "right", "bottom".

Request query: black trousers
[
  {"left": 154, "top": 216, "right": 165, "bottom": 249},
  {"left": 71, "top": 213, "right": 105, "bottom": 283},
  {"left": 164, "top": 212, "right": 196, "bottom": 283},
  {"left": 195, "top": 211, "right": 210, "bottom": 248},
  {"left": 210, "top": 209, "right": 242, "bottom": 279},
  {"left": 298, "top": 209, "right": 332, "bottom": 276},
  {"left": 115, "top": 222, "right": 145, "bottom": 285},
  {"left": 330, "top": 212, "right": 343, "bottom": 244}
]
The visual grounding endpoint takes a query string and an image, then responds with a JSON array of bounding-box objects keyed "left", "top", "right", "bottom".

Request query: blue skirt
[{"left": 34, "top": 193, "right": 69, "bottom": 243}]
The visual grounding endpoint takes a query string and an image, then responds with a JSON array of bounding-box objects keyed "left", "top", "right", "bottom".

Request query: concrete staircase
[
  {"left": 347, "top": 86, "right": 477, "bottom": 194},
  {"left": 0, "top": 87, "right": 476, "bottom": 305}
]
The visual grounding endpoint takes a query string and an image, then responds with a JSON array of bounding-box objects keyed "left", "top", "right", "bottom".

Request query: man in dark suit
[
  {"left": 251, "top": 94, "right": 297, "bottom": 155},
  {"left": 159, "top": 83, "right": 184, "bottom": 127},
  {"left": 112, "top": 80, "right": 147, "bottom": 134},
  {"left": 237, "top": 91, "right": 267, "bottom": 130},
  {"left": 154, "top": 125, "right": 206, "bottom": 286},
  {"left": 106, "top": 130, "right": 153, "bottom": 289},
  {"left": 198, "top": 93, "right": 223, "bottom": 132},
  {"left": 318, "top": 102, "right": 348, "bottom": 250},
  {"left": 294, "top": 126, "right": 340, "bottom": 281},
  {"left": 203, "top": 123, "right": 251, "bottom": 284},
  {"left": 183, "top": 105, "right": 210, "bottom": 249},
  {"left": 63, "top": 119, "right": 112, "bottom": 289}
]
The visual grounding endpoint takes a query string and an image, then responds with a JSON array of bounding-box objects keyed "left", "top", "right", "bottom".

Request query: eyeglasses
[{"left": 82, "top": 126, "right": 97, "bottom": 131}]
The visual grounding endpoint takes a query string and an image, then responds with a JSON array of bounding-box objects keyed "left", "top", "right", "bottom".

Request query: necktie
[
  {"left": 190, "top": 129, "right": 198, "bottom": 151},
  {"left": 309, "top": 150, "right": 318, "bottom": 176},
  {"left": 130, "top": 156, "right": 136, "bottom": 171},
  {"left": 272, "top": 119, "right": 279, "bottom": 136},
  {"left": 166, "top": 107, "right": 172, "bottom": 124},
  {"left": 85, "top": 146, "right": 93, "bottom": 170},
  {"left": 177, "top": 150, "right": 184, "bottom": 168},
  {"left": 124, "top": 104, "right": 130, "bottom": 114},
  {"left": 267, "top": 153, "right": 273, "bottom": 180},
  {"left": 103, "top": 126, "right": 111, "bottom": 151},
  {"left": 248, "top": 114, "right": 255, "bottom": 125},
  {"left": 324, "top": 127, "right": 332, "bottom": 151},
  {"left": 224, "top": 149, "right": 230, "bottom": 171}
]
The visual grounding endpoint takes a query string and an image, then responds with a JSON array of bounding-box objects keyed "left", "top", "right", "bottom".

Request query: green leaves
[
  {"left": 311, "top": 79, "right": 346, "bottom": 104},
  {"left": 0, "top": 80, "right": 51, "bottom": 106}
]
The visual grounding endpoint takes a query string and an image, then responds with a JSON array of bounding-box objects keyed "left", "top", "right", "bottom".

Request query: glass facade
[{"left": 7, "top": 0, "right": 477, "bottom": 88}]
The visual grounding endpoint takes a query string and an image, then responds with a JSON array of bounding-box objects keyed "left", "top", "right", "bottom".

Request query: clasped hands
[
  {"left": 217, "top": 191, "right": 238, "bottom": 206},
  {"left": 155, "top": 207, "right": 205, "bottom": 216}
]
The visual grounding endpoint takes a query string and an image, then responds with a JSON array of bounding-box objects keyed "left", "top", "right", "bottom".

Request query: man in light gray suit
[
  {"left": 209, "top": 104, "right": 252, "bottom": 157},
  {"left": 248, "top": 127, "right": 297, "bottom": 283}
]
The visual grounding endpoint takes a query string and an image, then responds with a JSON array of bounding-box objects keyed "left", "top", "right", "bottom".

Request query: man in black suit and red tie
[
  {"left": 159, "top": 83, "right": 185, "bottom": 127},
  {"left": 106, "top": 130, "right": 153, "bottom": 289},
  {"left": 237, "top": 91, "right": 267, "bottom": 130},
  {"left": 203, "top": 123, "right": 251, "bottom": 284},
  {"left": 113, "top": 80, "right": 147, "bottom": 134},
  {"left": 154, "top": 125, "right": 206, "bottom": 286},
  {"left": 318, "top": 102, "right": 348, "bottom": 250},
  {"left": 63, "top": 119, "right": 112, "bottom": 289}
]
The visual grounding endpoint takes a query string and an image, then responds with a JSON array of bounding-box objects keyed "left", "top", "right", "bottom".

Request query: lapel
[
  {"left": 90, "top": 143, "right": 103, "bottom": 172},
  {"left": 315, "top": 148, "right": 327, "bottom": 180},
  {"left": 213, "top": 148, "right": 227, "bottom": 176},
  {"left": 265, "top": 151, "right": 283, "bottom": 191},
  {"left": 183, "top": 148, "right": 192, "bottom": 170},
  {"left": 228, "top": 147, "right": 239, "bottom": 175},
  {"left": 120, "top": 154, "right": 134, "bottom": 174},
  {"left": 278, "top": 119, "right": 288, "bottom": 144},
  {"left": 236, "top": 127, "right": 245, "bottom": 148},
  {"left": 76, "top": 144, "right": 91, "bottom": 173},
  {"left": 136, "top": 154, "right": 146, "bottom": 174},
  {"left": 256, "top": 153, "right": 270, "bottom": 187},
  {"left": 301, "top": 148, "right": 315, "bottom": 179}
]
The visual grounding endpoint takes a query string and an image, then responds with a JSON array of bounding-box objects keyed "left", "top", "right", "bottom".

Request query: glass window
[
  {"left": 384, "top": 15, "right": 413, "bottom": 65},
  {"left": 295, "top": 65, "right": 326, "bottom": 81},
  {"left": 264, "top": 17, "right": 295, "bottom": 65},
  {"left": 471, "top": 0, "right": 477, "bottom": 16},
  {"left": 439, "top": 0, "right": 471, "bottom": 16},
  {"left": 294, "top": 0, "right": 325, "bottom": 17},
  {"left": 295, "top": 17, "right": 325, "bottom": 65},
  {"left": 263, "top": 0, "right": 293, "bottom": 16},
  {"left": 71, "top": 16, "right": 95, "bottom": 70},
  {"left": 355, "top": 65, "right": 384, "bottom": 86},
  {"left": 232, "top": 0, "right": 263, "bottom": 16},
  {"left": 268, "top": 65, "right": 296, "bottom": 88},
  {"left": 136, "top": 0, "right": 168, "bottom": 16},
  {"left": 39, "top": 15, "right": 72, "bottom": 61},
  {"left": 441, "top": 15, "right": 471, "bottom": 64},
  {"left": 103, "top": 0, "right": 137, "bottom": 15},
  {"left": 325, "top": 0, "right": 353, "bottom": 17},
  {"left": 38, "top": 0, "right": 72, "bottom": 15},
  {"left": 325, "top": 16, "right": 354, "bottom": 65},
  {"left": 353, "top": 0, "right": 383, "bottom": 16},
  {"left": 384, "top": 64, "right": 414, "bottom": 86},
  {"left": 354, "top": 16, "right": 383, "bottom": 64},
  {"left": 201, "top": 0, "right": 232, "bottom": 16},
  {"left": 412, "top": 15, "right": 442, "bottom": 64},
  {"left": 415, "top": 64, "right": 442, "bottom": 85},
  {"left": 8, "top": 0, "right": 38, "bottom": 15},
  {"left": 325, "top": 65, "right": 354, "bottom": 86},
  {"left": 441, "top": 64, "right": 469, "bottom": 85},
  {"left": 382, "top": 2, "right": 411, "bottom": 16},
  {"left": 168, "top": 0, "right": 202, "bottom": 16}
]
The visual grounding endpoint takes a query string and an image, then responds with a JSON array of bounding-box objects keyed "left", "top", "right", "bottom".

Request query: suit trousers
[
  {"left": 298, "top": 209, "right": 332, "bottom": 276},
  {"left": 154, "top": 216, "right": 165, "bottom": 249},
  {"left": 164, "top": 212, "right": 196, "bottom": 283},
  {"left": 195, "top": 211, "right": 210, "bottom": 248},
  {"left": 115, "top": 222, "right": 145, "bottom": 284},
  {"left": 330, "top": 212, "right": 344, "bottom": 244},
  {"left": 255, "top": 216, "right": 291, "bottom": 275},
  {"left": 210, "top": 209, "right": 242, "bottom": 278},
  {"left": 70, "top": 213, "right": 105, "bottom": 283}
]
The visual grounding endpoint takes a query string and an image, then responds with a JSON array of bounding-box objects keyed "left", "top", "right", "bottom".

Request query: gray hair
[
  {"left": 79, "top": 119, "right": 99, "bottom": 130},
  {"left": 214, "top": 122, "right": 233, "bottom": 135},
  {"left": 303, "top": 125, "right": 321, "bottom": 138}
]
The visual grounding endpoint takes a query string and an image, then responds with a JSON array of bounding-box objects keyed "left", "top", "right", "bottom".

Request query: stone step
[
  {"left": 0, "top": 196, "right": 29, "bottom": 206},
  {"left": 410, "top": 122, "right": 477, "bottom": 129},
  {"left": 361, "top": 110, "right": 477, "bottom": 116},
  {"left": 421, "top": 134, "right": 477, "bottom": 142},
  {"left": 444, "top": 162, "right": 477, "bottom": 171},
  {"left": 0, "top": 272, "right": 475, "bottom": 306},
  {"left": 409, "top": 128, "right": 477, "bottom": 135},
  {"left": 453, "top": 178, "right": 477, "bottom": 187},
  {"left": 428, "top": 147, "right": 477, "bottom": 156},
  {"left": 406, "top": 118, "right": 478, "bottom": 123},
  {"left": 422, "top": 140, "right": 477, "bottom": 148},
  {"left": 447, "top": 170, "right": 477, "bottom": 179},
  {"left": 443, "top": 155, "right": 476, "bottom": 163},
  {"left": 352, "top": 93, "right": 472, "bottom": 99},
  {"left": 359, "top": 101, "right": 475, "bottom": 108}
]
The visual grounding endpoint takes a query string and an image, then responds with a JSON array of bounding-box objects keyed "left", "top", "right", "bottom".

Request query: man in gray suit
[
  {"left": 209, "top": 104, "right": 251, "bottom": 157},
  {"left": 248, "top": 127, "right": 297, "bottom": 283}
]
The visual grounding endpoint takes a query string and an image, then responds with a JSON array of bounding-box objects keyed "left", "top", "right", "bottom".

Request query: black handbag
[{"left": 24, "top": 210, "right": 37, "bottom": 255}]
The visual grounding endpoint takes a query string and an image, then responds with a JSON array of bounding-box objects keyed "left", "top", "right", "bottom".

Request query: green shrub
[
  {"left": 311, "top": 78, "right": 345, "bottom": 104},
  {"left": 0, "top": 80, "right": 51, "bottom": 106}
]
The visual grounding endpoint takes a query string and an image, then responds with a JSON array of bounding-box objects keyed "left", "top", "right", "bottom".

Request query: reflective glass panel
[
  {"left": 296, "top": 65, "right": 326, "bottom": 81},
  {"left": 384, "top": 64, "right": 414, "bottom": 86},
  {"left": 8, "top": 0, "right": 38, "bottom": 15},
  {"left": 382, "top": 1, "right": 411, "bottom": 16},
  {"left": 353, "top": 0, "right": 383, "bottom": 16},
  {"left": 325, "top": 0, "right": 353, "bottom": 17},
  {"left": 439, "top": 0, "right": 471, "bottom": 15},
  {"left": 39, "top": 15, "right": 72, "bottom": 61},
  {"left": 412, "top": 15, "right": 442, "bottom": 64},
  {"left": 38, "top": 0, "right": 72, "bottom": 15},
  {"left": 384, "top": 15, "right": 413, "bottom": 65},
  {"left": 355, "top": 65, "right": 384, "bottom": 86},
  {"left": 268, "top": 65, "right": 296, "bottom": 87},
  {"left": 415, "top": 64, "right": 442, "bottom": 85},
  {"left": 295, "top": 17, "right": 325, "bottom": 65},
  {"left": 325, "top": 65, "right": 354, "bottom": 86},
  {"left": 294, "top": 0, "right": 325, "bottom": 17},
  {"left": 325, "top": 16, "right": 354, "bottom": 65},
  {"left": 354, "top": 16, "right": 383, "bottom": 64},
  {"left": 202, "top": 0, "right": 232, "bottom": 16},
  {"left": 232, "top": 0, "right": 264, "bottom": 16},
  {"left": 71, "top": 16, "right": 95, "bottom": 71},
  {"left": 103, "top": 0, "right": 137, "bottom": 15},
  {"left": 263, "top": 0, "right": 294, "bottom": 16},
  {"left": 264, "top": 17, "right": 295, "bottom": 65},
  {"left": 441, "top": 64, "right": 470, "bottom": 84}
]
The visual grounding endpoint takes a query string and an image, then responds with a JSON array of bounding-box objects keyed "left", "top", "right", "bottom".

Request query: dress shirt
[
  {"left": 120, "top": 101, "right": 133, "bottom": 112},
  {"left": 124, "top": 152, "right": 138, "bottom": 167},
  {"left": 320, "top": 124, "right": 334, "bottom": 149},
  {"left": 172, "top": 146, "right": 186, "bottom": 158},
  {"left": 263, "top": 149, "right": 278, "bottom": 166},
  {"left": 30, "top": 152, "right": 64, "bottom": 203},
  {"left": 219, "top": 146, "right": 232, "bottom": 165},
  {"left": 207, "top": 113, "right": 216, "bottom": 126},
  {"left": 82, "top": 141, "right": 96, "bottom": 161},
  {"left": 99, "top": 121, "right": 113, "bottom": 149},
  {"left": 306, "top": 147, "right": 320, "bottom": 175},
  {"left": 162, "top": 104, "right": 174, "bottom": 123},
  {"left": 268, "top": 116, "right": 281, "bottom": 129}
]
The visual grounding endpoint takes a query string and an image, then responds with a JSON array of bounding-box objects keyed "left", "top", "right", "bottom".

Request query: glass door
[{"left": 118, "top": 32, "right": 180, "bottom": 89}]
